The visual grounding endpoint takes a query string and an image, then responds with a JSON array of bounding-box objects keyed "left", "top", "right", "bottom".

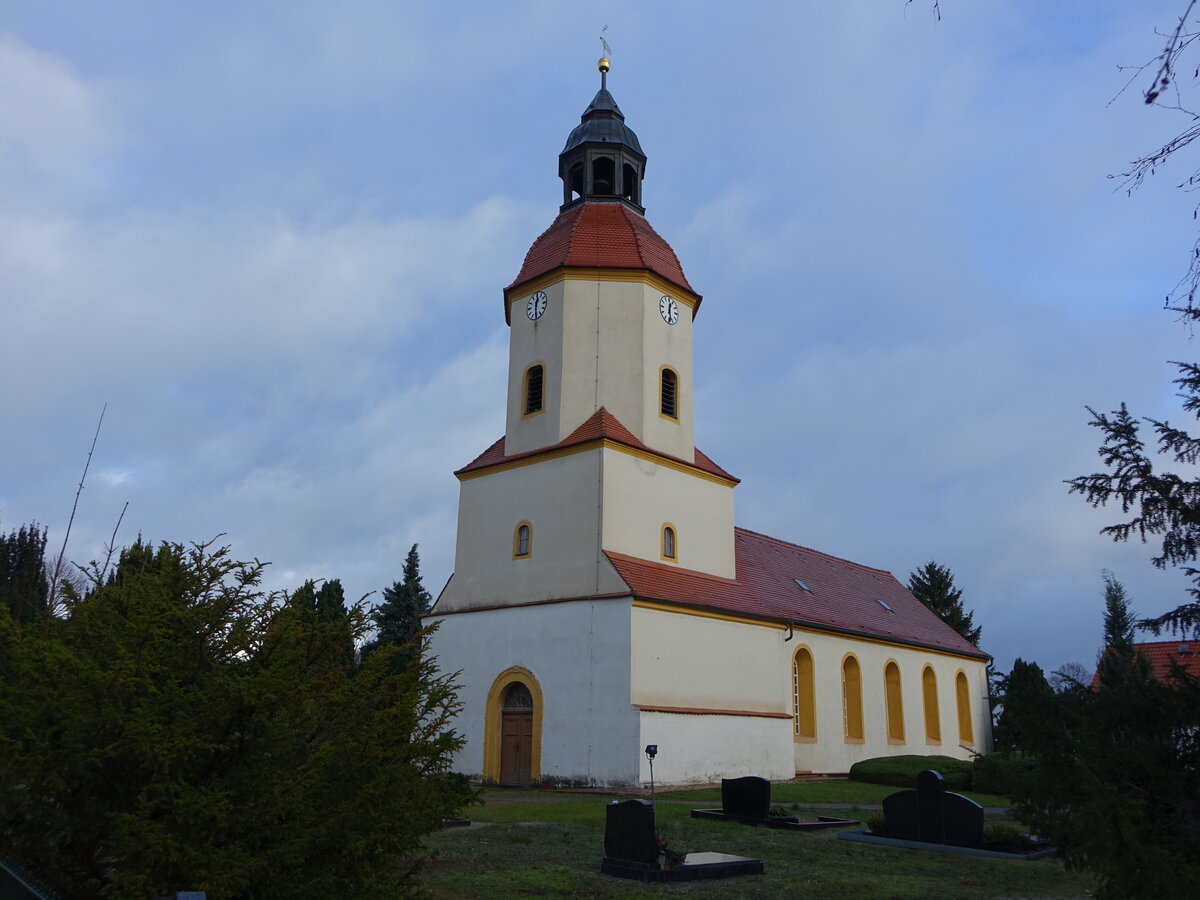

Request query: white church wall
[
  {"left": 602, "top": 452, "right": 735, "bottom": 577},
  {"left": 636, "top": 282, "right": 696, "bottom": 460},
  {"left": 440, "top": 449, "right": 627, "bottom": 611},
  {"left": 429, "top": 597, "right": 640, "bottom": 785},
  {"left": 638, "top": 711, "right": 794, "bottom": 784}
]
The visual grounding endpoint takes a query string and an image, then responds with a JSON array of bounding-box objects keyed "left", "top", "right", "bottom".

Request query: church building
[{"left": 427, "top": 60, "right": 992, "bottom": 787}]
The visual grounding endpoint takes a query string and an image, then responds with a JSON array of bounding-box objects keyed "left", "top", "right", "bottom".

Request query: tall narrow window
[
  {"left": 523, "top": 364, "right": 544, "bottom": 416},
  {"left": 792, "top": 647, "right": 816, "bottom": 740},
  {"left": 922, "top": 665, "right": 941, "bottom": 744},
  {"left": 661, "top": 524, "right": 677, "bottom": 560},
  {"left": 884, "top": 661, "right": 905, "bottom": 743},
  {"left": 513, "top": 522, "right": 532, "bottom": 559},
  {"left": 956, "top": 671, "right": 974, "bottom": 745},
  {"left": 660, "top": 367, "right": 678, "bottom": 420},
  {"left": 841, "top": 655, "right": 864, "bottom": 741}
]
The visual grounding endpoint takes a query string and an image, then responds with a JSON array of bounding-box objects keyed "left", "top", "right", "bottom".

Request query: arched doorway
[
  {"left": 483, "top": 666, "right": 544, "bottom": 785},
  {"left": 499, "top": 682, "right": 534, "bottom": 785}
]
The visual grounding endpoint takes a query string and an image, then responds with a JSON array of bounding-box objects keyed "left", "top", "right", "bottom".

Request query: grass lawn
[{"left": 418, "top": 786, "right": 1095, "bottom": 899}]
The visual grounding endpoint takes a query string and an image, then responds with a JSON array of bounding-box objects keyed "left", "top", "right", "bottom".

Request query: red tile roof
[
  {"left": 1135, "top": 640, "right": 1200, "bottom": 681},
  {"left": 454, "top": 407, "right": 739, "bottom": 483},
  {"left": 606, "top": 528, "right": 988, "bottom": 659},
  {"left": 505, "top": 202, "right": 699, "bottom": 323}
]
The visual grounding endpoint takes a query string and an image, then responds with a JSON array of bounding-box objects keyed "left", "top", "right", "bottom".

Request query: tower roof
[
  {"left": 561, "top": 87, "right": 644, "bottom": 157},
  {"left": 505, "top": 202, "right": 699, "bottom": 321}
]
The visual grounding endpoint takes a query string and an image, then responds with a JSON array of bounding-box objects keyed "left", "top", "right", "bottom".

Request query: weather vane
[
  {"left": 600, "top": 25, "right": 612, "bottom": 59},
  {"left": 599, "top": 25, "right": 612, "bottom": 82}
]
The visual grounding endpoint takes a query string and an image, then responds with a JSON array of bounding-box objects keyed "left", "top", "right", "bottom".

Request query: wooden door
[{"left": 500, "top": 710, "right": 533, "bottom": 785}]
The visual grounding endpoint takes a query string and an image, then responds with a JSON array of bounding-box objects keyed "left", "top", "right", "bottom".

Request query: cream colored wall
[
  {"left": 436, "top": 448, "right": 627, "bottom": 612},
  {"left": 506, "top": 281, "right": 567, "bottom": 455},
  {"left": 630, "top": 606, "right": 788, "bottom": 712},
  {"left": 629, "top": 605, "right": 991, "bottom": 777},
  {"left": 505, "top": 276, "right": 695, "bottom": 460},
  {"left": 788, "top": 628, "right": 991, "bottom": 773},
  {"left": 601, "top": 448, "right": 735, "bottom": 577}
]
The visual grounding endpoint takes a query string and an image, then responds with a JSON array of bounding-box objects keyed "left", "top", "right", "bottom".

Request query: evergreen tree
[
  {"left": 1099, "top": 571, "right": 1136, "bottom": 657},
  {"left": 906, "top": 561, "right": 982, "bottom": 646},
  {"left": 0, "top": 536, "right": 466, "bottom": 898},
  {"left": 0, "top": 523, "right": 49, "bottom": 624},
  {"left": 364, "top": 544, "right": 433, "bottom": 665}
]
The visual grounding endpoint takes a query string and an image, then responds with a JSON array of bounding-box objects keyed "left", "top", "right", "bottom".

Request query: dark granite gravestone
[
  {"left": 601, "top": 799, "right": 765, "bottom": 882},
  {"left": 721, "top": 776, "right": 771, "bottom": 820},
  {"left": 690, "top": 776, "right": 859, "bottom": 831},
  {"left": 881, "top": 769, "right": 984, "bottom": 846}
]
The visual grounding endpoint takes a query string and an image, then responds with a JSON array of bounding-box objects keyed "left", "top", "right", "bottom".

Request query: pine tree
[
  {"left": 906, "top": 561, "right": 982, "bottom": 646},
  {"left": 364, "top": 545, "right": 432, "bottom": 666},
  {"left": 0, "top": 523, "right": 49, "bottom": 624},
  {"left": 1099, "top": 571, "right": 1136, "bottom": 657}
]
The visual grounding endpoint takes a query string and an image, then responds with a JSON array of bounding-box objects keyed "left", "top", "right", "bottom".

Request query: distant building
[
  {"left": 426, "top": 60, "right": 991, "bottom": 786},
  {"left": 1093, "top": 640, "right": 1200, "bottom": 686}
]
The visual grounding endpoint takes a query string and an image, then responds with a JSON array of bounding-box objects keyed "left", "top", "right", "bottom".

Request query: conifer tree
[
  {"left": 906, "top": 561, "right": 982, "bottom": 646},
  {"left": 364, "top": 544, "right": 433, "bottom": 666},
  {"left": 0, "top": 523, "right": 49, "bottom": 624}
]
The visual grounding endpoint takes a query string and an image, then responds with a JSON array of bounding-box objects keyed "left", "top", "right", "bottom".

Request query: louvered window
[
  {"left": 661, "top": 368, "right": 678, "bottom": 419},
  {"left": 524, "top": 365, "right": 543, "bottom": 415}
]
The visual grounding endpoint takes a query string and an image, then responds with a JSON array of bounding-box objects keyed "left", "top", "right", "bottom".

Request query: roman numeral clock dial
[
  {"left": 659, "top": 295, "right": 679, "bottom": 325},
  {"left": 526, "top": 291, "right": 547, "bottom": 320}
]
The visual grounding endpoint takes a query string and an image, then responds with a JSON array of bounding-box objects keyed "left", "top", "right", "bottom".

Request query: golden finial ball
[{"left": 598, "top": 57, "right": 611, "bottom": 73}]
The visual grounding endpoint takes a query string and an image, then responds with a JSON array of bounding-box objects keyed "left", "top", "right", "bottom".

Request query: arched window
[
  {"left": 513, "top": 522, "right": 532, "bottom": 559},
  {"left": 922, "top": 665, "right": 942, "bottom": 744},
  {"left": 568, "top": 162, "right": 584, "bottom": 200},
  {"left": 523, "top": 364, "right": 544, "bottom": 416},
  {"left": 842, "top": 655, "right": 864, "bottom": 741},
  {"left": 792, "top": 647, "right": 816, "bottom": 740},
  {"left": 956, "top": 671, "right": 974, "bottom": 745},
  {"left": 622, "top": 163, "right": 639, "bottom": 204},
  {"left": 661, "top": 524, "right": 677, "bottom": 560},
  {"left": 884, "top": 661, "right": 905, "bottom": 743},
  {"left": 660, "top": 367, "right": 678, "bottom": 420}
]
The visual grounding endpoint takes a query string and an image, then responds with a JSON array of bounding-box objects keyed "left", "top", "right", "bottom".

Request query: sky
[{"left": 2, "top": 1, "right": 1197, "bottom": 677}]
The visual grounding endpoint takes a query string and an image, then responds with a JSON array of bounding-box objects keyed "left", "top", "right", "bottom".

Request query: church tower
[{"left": 434, "top": 59, "right": 738, "bottom": 619}]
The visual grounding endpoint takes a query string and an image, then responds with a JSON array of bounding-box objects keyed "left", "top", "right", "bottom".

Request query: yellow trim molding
[
  {"left": 634, "top": 599, "right": 787, "bottom": 631},
  {"left": 482, "top": 666, "right": 544, "bottom": 784}
]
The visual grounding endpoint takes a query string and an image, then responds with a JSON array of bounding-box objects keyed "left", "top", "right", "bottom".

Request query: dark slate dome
[{"left": 561, "top": 88, "right": 644, "bottom": 156}]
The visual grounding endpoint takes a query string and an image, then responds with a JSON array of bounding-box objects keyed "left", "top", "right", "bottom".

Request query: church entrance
[{"left": 499, "top": 682, "right": 534, "bottom": 785}]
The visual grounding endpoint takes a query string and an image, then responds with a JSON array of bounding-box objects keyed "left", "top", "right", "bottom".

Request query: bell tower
[
  {"left": 436, "top": 59, "right": 737, "bottom": 615},
  {"left": 558, "top": 58, "right": 646, "bottom": 212}
]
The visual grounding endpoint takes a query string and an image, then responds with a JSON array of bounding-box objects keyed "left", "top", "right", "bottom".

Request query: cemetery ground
[{"left": 419, "top": 783, "right": 1097, "bottom": 899}]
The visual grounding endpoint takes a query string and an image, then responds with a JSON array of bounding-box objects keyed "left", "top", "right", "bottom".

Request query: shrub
[
  {"left": 865, "top": 811, "right": 888, "bottom": 835},
  {"left": 972, "top": 751, "right": 1033, "bottom": 796},
  {"left": 982, "top": 819, "right": 1033, "bottom": 852},
  {"left": 848, "top": 754, "right": 973, "bottom": 792}
]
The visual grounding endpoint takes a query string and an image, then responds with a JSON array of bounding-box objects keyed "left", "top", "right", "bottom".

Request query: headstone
[
  {"left": 720, "top": 776, "right": 771, "bottom": 820},
  {"left": 881, "top": 769, "right": 984, "bottom": 846},
  {"left": 604, "top": 799, "right": 658, "bottom": 866}
]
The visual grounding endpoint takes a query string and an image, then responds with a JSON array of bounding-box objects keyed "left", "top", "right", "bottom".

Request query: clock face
[
  {"left": 526, "top": 291, "right": 547, "bottom": 320},
  {"left": 659, "top": 295, "right": 679, "bottom": 325}
]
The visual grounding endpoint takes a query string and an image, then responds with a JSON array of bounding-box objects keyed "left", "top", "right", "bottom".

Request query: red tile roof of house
[
  {"left": 606, "top": 528, "right": 988, "bottom": 659},
  {"left": 505, "top": 202, "right": 699, "bottom": 322},
  {"left": 1135, "top": 640, "right": 1200, "bottom": 681},
  {"left": 454, "top": 407, "right": 739, "bottom": 483}
]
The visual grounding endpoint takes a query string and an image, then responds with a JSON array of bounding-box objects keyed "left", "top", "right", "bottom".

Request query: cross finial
[{"left": 598, "top": 26, "right": 612, "bottom": 89}]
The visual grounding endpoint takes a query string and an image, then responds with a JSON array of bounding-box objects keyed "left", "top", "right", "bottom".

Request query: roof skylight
[
  {"left": 793, "top": 578, "right": 812, "bottom": 593},
  {"left": 875, "top": 598, "right": 895, "bottom": 613}
]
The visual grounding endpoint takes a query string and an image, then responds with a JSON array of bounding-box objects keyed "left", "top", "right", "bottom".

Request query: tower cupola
[{"left": 559, "top": 59, "right": 646, "bottom": 213}]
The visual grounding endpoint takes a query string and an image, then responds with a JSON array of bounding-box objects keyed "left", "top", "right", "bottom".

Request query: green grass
[{"left": 418, "top": 788, "right": 1094, "bottom": 899}]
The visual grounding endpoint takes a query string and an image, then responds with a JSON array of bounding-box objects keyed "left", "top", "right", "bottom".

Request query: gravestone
[
  {"left": 881, "top": 769, "right": 984, "bottom": 846},
  {"left": 601, "top": 799, "right": 765, "bottom": 881},
  {"left": 603, "top": 800, "right": 659, "bottom": 867},
  {"left": 720, "top": 776, "right": 771, "bottom": 820}
]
